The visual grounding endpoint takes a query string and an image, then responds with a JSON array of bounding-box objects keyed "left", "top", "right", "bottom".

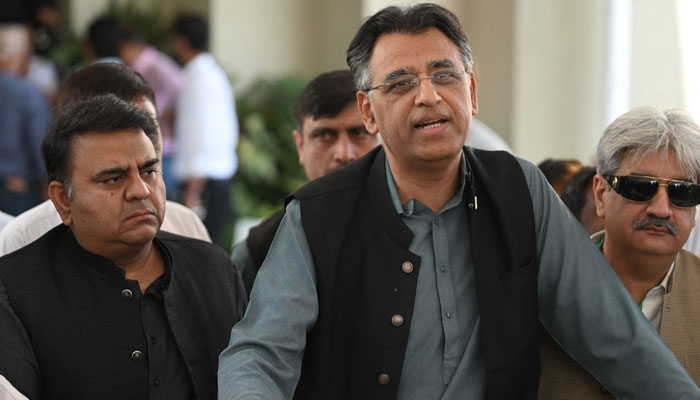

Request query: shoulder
[
  {"left": 0, "top": 225, "right": 67, "bottom": 277},
  {"left": 290, "top": 146, "right": 383, "bottom": 202},
  {"left": 161, "top": 201, "right": 211, "bottom": 242},
  {"left": 0, "top": 201, "right": 62, "bottom": 256},
  {"left": 157, "top": 231, "right": 230, "bottom": 265},
  {"left": 676, "top": 249, "right": 700, "bottom": 274}
]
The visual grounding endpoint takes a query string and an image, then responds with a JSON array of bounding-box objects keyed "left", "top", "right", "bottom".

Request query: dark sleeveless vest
[{"left": 288, "top": 146, "right": 539, "bottom": 400}]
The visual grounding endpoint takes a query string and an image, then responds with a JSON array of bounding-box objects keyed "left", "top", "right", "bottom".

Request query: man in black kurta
[{"left": 0, "top": 95, "right": 246, "bottom": 399}]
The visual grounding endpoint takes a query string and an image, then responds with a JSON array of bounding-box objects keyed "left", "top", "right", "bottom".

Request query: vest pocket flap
[{"left": 500, "top": 258, "right": 536, "bottom": 289}]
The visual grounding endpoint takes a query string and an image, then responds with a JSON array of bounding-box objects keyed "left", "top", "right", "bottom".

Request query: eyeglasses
[
  {"left": 365, "top": 69, "right": 467, "bottom": 96},
  {"left": 605, "top": 175, "right": 700, "bottom": 208}
]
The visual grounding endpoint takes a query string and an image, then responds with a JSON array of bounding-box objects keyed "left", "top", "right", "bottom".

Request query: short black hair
[
  {"left": 537, "top": 158, "right": 582, "bottom": 187},
  {"left": 346, "top": 3, "right": 472, "bottom": 91},
  {"left": 87, "top": 16, "right": 125, "bottom": 58},
  {"left": 173, "top": 14, "right": 208, "bottom": 51},
  {"left": 42, "top": 94, "right": 158, "bottom": 184},
  {"left": 293, "top": 70, "right": 357, "bottom": 131},
  {"left": 58, "top": 62, "right": 157, "bottom": 109},
  {"left": 560, "top": 166, "right": 597, "bottom": 220}
]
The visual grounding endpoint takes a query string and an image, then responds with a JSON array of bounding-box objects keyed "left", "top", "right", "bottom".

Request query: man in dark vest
[
  {"left": 230, "top": 69, "right": 379, "bottom": 295},
  {"left": 0, "top": 95, "right": 246, "bottom": 399},
  {"left": 218, "top": 3, "right": 700, "bottom": 399}
]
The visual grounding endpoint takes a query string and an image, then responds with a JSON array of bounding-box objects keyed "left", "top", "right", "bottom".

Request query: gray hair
[
  {"left": 346, "top": 3, "right": 472, "bottom": 91},
  {"left": 597, "top": 105, "right": 700, "bottom": 182}
]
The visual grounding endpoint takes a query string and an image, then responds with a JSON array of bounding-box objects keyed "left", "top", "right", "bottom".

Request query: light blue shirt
[{"left": 219, "top": 151, "right": 700, "bottom": 399}]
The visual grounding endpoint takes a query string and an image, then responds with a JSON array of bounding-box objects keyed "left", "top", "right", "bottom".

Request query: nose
[
  {"left": 414, "top": 77, "right": 441, "bottom": 106},
  {"left": 646, "top": 185, "right": 673, "bottom": 218},
  {"left": 334, "top": 134, "right": 357, "bottom": 164},
  {"left": 125, "top": 174, "right": 151, "bottom": 201}
]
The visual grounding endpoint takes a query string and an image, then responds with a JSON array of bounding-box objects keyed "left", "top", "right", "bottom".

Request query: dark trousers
[
  {"left": 202, "top": 178, "right": 233, "bottom": 247},
  {"left": 0, "top": 179, "right": 39, "bottom": 216}
]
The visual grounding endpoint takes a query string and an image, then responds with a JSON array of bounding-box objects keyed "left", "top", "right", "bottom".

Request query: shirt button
[
  {"left": 401, "top": 261, "right": 414, "bottom": 274},
  {"left": 121, "top": 289, "right": 133, "bottom": 300},
  {"left": 391, "top": 314, "right": 404, "bottom": 327},
  {"left": 378, "top": 373, "right": 390, "bottom": 385},
  {"left": 434, "top": 219, "right": 440, "bottom": 226},
  {"left": 151, "top": 337, "right": 157, "bottom": 345},
  {"left": 131, "top": 350, "right": 143, "bottom": 362},
  {"left": 154, "top": 378, "right": 161, "bottom": 386},
  {"left": 439, "top": 265, "right": 446, "bottom": 273},
  {"left": 445, "top": 312, "right": 453, "bottom": 318}
]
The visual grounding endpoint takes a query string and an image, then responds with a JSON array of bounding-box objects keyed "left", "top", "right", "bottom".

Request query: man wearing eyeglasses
[
  {"left": 219, "top": 4, "right": 700, "bottom": 399},
  {"left": 539, "top": 105, "right": 700, "bottom": 399}
]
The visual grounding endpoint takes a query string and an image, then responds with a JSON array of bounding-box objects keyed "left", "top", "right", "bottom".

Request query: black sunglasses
[{"left": 606, "top": 175, "right": 700, "bottom": 208}]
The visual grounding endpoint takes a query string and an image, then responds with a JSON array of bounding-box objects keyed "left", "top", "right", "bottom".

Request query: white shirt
[
  {"left": 640, "top": 262, "right": 675, "bottom": 331},
  {"left": 174, "top": 53, "right": 238, "bottom": 181},
  {"left": 683, "top": 209, "right": 700, "bottom": 258},
  {"left": 0, "top": 212, "right": 12, "bottom": 233},
  {"left": 465, "top": 118, "right": 512, "bottom": 152},
  {"left": 0, "top": 200, "right": 211, "bottom": 256}
]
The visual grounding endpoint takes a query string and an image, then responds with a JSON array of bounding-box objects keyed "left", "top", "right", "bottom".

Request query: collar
[
  {"left": 64, "top": 226, "right": 173, "bottom": 287},
  {"left": 385, "top": 150, "right": 470, "bottom": 216}
]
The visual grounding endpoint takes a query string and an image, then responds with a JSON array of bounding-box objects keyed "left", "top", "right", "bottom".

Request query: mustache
[{"left": 632, "top": 215, "right": 679, "bottom": 235}]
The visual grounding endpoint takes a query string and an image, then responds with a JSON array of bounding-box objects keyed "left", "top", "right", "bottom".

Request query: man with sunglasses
[
  {"left": 539, "top": 105, "right": 700, "bottom": 398},
  {"left": 219, "top": 4, "right": 700, "bottom": 399}
]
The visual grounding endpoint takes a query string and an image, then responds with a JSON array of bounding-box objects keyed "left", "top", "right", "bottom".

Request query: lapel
[{"left": 659, "top": 250, "right": 700, "bottom": 384}]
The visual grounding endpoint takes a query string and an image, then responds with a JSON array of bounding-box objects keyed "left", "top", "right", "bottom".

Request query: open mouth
[{"left": 415, "top": 119, "right": 447, "bottom": 129}]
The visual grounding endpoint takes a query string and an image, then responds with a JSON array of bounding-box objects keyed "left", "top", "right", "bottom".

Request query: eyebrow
[
  {"left": 93, "top": 158, "right": 160, "bottom": 178},
  {"left": 430, "top": 59, "right": 459, "bottom": 69},
  {"left": 309, "top": 127, "right": 337, "bottom": 137},
  {"left": 382, "top": 68, "right": 415, "bottom": 84},
  {"left": 380, "top": 59, "right": 461, "bottom": 84}
]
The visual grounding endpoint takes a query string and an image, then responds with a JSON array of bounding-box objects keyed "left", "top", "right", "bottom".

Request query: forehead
[
  {"left": 618, "top": 149, "right": 693, "bottom": 180},
  {"left": 368, "top": 28, "right": 463, "bottom": 78},
  {"left": 69, "top": 130, "right": 156, "bottom": 170},
  {"left": 301, "top": 104, "right": 363, "bottom": 133}
]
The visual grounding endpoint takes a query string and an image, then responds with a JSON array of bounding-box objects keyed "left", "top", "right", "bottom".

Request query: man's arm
[
  {"left": 0, "top": 278, "right": 40, "bottom": 399},
  {"left": 218, "top": 199, "right": 317, "bottom": 399},
  {"left": 519, "top": 158, "right": 700, "bottom": 398}
]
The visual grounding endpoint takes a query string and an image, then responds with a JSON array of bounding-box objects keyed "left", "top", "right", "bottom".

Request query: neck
[
  {"left": 76, "top": 234, "right": 164, "bottom": 293},
  {"left": 603, "top": 236, "right": 674, "bottom": 303},
  {"left": 386, "top": 152, "right": 462, "bottom": 213},
  {"left": 180, "top": 49, "right": 202, "bottom": 65}
]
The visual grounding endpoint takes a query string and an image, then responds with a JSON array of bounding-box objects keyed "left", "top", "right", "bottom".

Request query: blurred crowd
[{"left": 0, "top": 2, "right": 237, "bottom": 246}]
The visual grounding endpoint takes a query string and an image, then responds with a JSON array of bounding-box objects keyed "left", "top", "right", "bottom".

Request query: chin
[{"left": 121, "top": 226, "right": 159, "bottom": 246}]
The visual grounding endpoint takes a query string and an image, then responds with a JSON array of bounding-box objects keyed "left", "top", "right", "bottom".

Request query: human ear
[
  {"left": 48, "top": 181, "right": 73, "bottom": 226},
  {"left": 469, "top": 72, "right": 478, "bottom": 115},
  {"left": 293, "top": 129, "right": 305, "bottom": 166},
  {"left": 357, "top": 91, "right": 379, "bottom": 135},
  {"left": 592, "top": 174, "right": 607, "bottom": 219}
]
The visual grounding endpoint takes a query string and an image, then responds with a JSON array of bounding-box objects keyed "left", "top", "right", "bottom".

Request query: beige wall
[
  {"left": 67, "top": 0, "right": 690, "bottom": 165},
  {"left": 211, "top": 0, "right": 363, "bottom": 89}
]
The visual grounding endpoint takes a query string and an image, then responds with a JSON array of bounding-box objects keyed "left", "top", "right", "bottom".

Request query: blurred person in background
[
  {"left": 560, "top": 166, "right": 605, "bottom": 235},
  {"left": 231, "top": 70, "right": 380, "bottom": 295},
  {"left": 0, "top": 62, "right": 209, "bottom": 256},
  {"left": 119, "top": 27, "right": 183, "bottom": 200},
  {"left": 0, "top": 23, "right": 49, "bottom": 216},
  {"left": 467, "top": 117, "right": 511, "bottom": 152},
  {"left": 171, "top": 14, "right": 238, "bottom": 247},
  {"left": 82, "top": 16, "right": 123, "bottom": 64},
  {"left": 537, "top": 158, "right": 583, "bottom": 195},
  {"left": 0, "top": 211, "right": 12, "bottom": 233}
]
